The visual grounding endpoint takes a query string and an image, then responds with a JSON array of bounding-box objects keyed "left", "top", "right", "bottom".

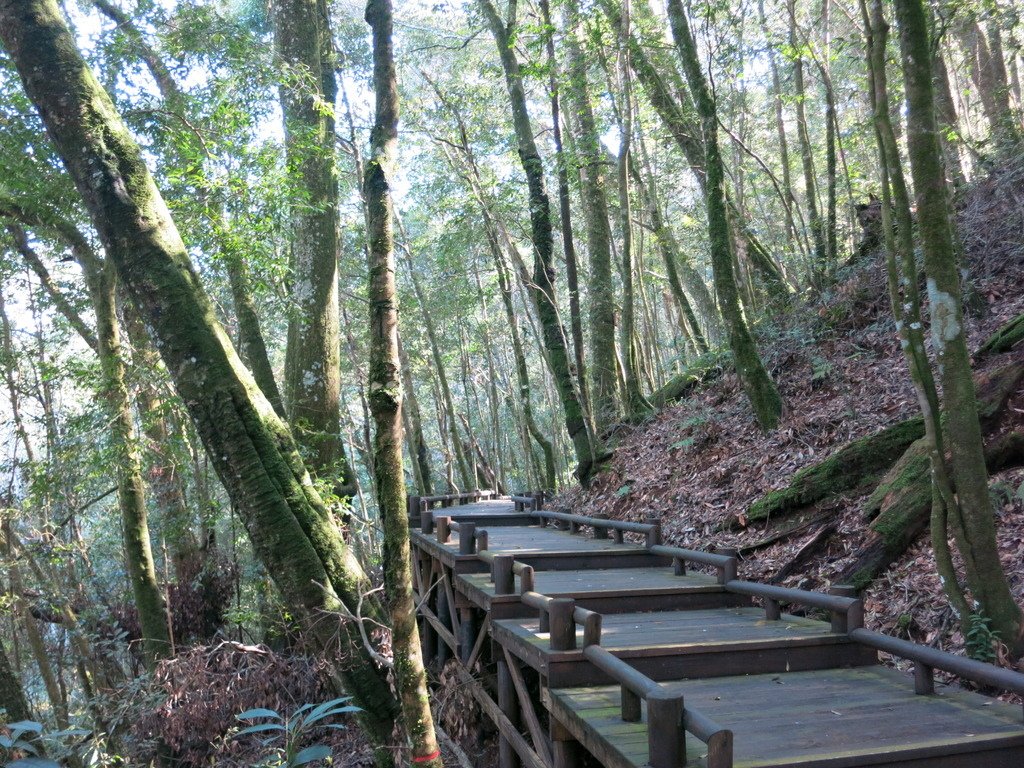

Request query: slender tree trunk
[
  {"left": 788, "top": 0, "right": 826, "bottom": 282},
  {"left": 616, "top": 3, "right": 653, "bottom": 418},
  {"left": 479, "top": 0, "right": 601, "bottom": 482},
  {"left": 0, "top": 2, "right": 400, "bottom": 751},
  {"left": 539, "top": 0, "right": 589, "bottom": 422},
  {"left": 0, "top": 636, "right": 32, "bottom": 725},
  {"left": 364, "top": 2, "right": 441, "bottom": 761},
  {"left": 895, "top": 0, "right": 1024, "bottom": 653},
  {"left": 666, "top": 0, "right": 783, "bottom": 430},
  {"left": 398, "top": 335, "right": 433, "bottom": 495}
]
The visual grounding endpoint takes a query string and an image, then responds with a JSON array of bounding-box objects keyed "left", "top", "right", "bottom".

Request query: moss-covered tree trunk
[
  {"left": 895, "top": 0, "right": 1024, "bottom": 653},
  {"left": 273, "top": 0, "right": 353, "bottom": 492},
  {"left": 479, "top": 0, "right": 600, "bottom": 482},
  {"left": 364, "top": 1, "right": 441, "bottom": 762},
  {"left": 89, "top": 257, "right": 173, "bottom": 665},
  {"left": 666, "top": 0, "right": 783, "bottom": 430},
  {"left": 540, "top": 0, "right": 590, "bottom": 425},
  {"left": 0, "top": 0, "right": 400, "bottom": 750},
  {"left": 563, "top": 0, "right": 620, "bottom": 430}
]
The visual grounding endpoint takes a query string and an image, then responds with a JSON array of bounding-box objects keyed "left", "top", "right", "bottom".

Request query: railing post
[
  {"left": 673, "top": 556, "right": 687, "bottom": 576},
  {"left": 475, "top": 529, "right": 488, "bottom": 554},
  {"left": 519, "top": 566, "right": 535, "bottom": 595},
  {"left": 582, "top": 613, "right": 602, "bottom": 647},
  {"left": 914, "top": 661, "right": 935, "bottom": 695},
  {"left": 646, "top": 690, "right": 685, "bottom": 768},
  {"left": 593, "top": 513, "right": 610, "bottom": 539},
  {"left": 459, "top": 522, "right": 477, "bottom": 555},
  {"left": 715, "top": 547, "right": 738, "bottom": 584},
  {"left": 492, "top": 555, "right": 514, "bottom": 594},
  {"left": 436, "top": 516, "right": 451, "bottom": 544},
  {"left": 645, "top": 517, "right": 662, "bottom": 547},
  {"left": 548, "top": 598, "right": 577, "bottom": 651},
  {"left": 830, "top": 585, "right": 858, "bottom": 633},
  {"left": 765, "top": 598, "right": 781, "bottom": 621},
  {"left": 621, "top": 686, "right": 642, "bottom": 722},
  {"left": 407, "top": 495, "right": 420, "bottom": 520},
  {"left": 421, "top": 509, "right": 434, "bottom": 535},
  {"left": 532, "top": 490, "right": 545, "bottom": 510}
]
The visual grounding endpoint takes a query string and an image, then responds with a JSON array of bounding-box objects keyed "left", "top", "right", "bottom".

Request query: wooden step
[
  {"left": 546, "top": 666, "right": 1024, "bottom": 768},
  {"left": 457, "top": 567, "right": 750, "bottom": 618},
  {"left": 496, "top": 607, "right": 877, "bottom": 686}
]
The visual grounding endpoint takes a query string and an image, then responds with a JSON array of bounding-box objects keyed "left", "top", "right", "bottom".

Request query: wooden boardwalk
[{"left": 409, "top": 491, "right": 1024, "bottom": 768}]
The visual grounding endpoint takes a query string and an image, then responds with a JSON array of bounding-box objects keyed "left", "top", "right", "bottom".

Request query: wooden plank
[{"left": 504, "top": 646, "right": 554, "bottom": 767}]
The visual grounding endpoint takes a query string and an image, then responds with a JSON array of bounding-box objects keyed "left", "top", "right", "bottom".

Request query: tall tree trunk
[
  {"left": 273, "top": 0, "right": 353, "bottom": 493},
  {"left": 0, "top": 636, "right": 32, "bottom": 726},
  {"left": 788, "top": 0, "right": 826, "bottom": 282},
  {"left": 0, "top": 2, "right": 400, "bottom": 752},
  {"left": 616, "top": 3, "right": 653, "bottom": 418},
  {"left": 364, "top": 1, "right": 441, "bottom": 762},
  {"left": 88, "top": 256, "right": 173, "bottom": 666},
  {"left": 479, "top": 0, "right": 601, "bottom": 482},
  {"left": 563, "top": 0, "right": 621, "bottom": 430},
  {"left": 666, "top": 0, "right": 784, "bottom": 430},
  {"left": 894, "top": 0, "right": 1024, "bottom": 653},
  {"left": 539, "top": 0, "right": 590, "bottom": 423}
]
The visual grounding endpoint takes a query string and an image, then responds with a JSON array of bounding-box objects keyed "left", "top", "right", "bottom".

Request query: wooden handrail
[
  {"left": 724, "top": 580, "right": 863, "bottom": 630},
  {"left": 532, "top": 509, "right": 661, "bottom": 546},
  {"left": 648, "top": 544, "right": 737, "bottom": 584},
  {"left": 582, "top": 644, "right": 732, "bottom": 768},
  {"left": 850, "top": 628, "right": 1024, "bottom": 705}
]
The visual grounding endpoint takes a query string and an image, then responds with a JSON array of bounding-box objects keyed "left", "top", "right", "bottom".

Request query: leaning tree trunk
[
  {"left": 479, "top": 0, "right": 600, "bottom": 482},
  {"left": 364, "top": 1, "right": 442, "bottom": 762},
  {"left": 0, "top": 1, "right": 400, "bottom": 752},
  {"left": 895, "top": 0, "right": 1024, "bottom": 653},
  {"left": 666, "top": 0, "right": 783, "bottom": 430},
  {"left": 0, "top": 637, "right": 32, "bottom": 726}
]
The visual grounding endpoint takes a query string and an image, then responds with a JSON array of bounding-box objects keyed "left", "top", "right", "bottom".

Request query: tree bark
[
  {"left": 364, "top": 1, "right": 442, "bottom": 762},
  {"left": 273, "top": 0, "right": 353, "bottom": 492},
  {"left": 563, "top": 0, "right": 621, "bottom": 430},
  {"left": 896, "top": 0, "right": 1023, "bottom": 652}
]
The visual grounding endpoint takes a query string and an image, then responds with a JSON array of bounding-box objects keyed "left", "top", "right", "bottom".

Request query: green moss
[{"left": 747, "top": 417, "right": 924, "bottom": 524}]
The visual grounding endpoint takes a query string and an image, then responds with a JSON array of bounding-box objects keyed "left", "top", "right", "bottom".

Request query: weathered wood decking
[{"left": 409, "top": 491, "right": 1024, "bottom": 768}]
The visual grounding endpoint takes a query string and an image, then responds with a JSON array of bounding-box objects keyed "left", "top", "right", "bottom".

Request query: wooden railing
[
  {"left": 532, "top": 509, "right": 663, "bottom": 547},
  {"left": 582, "top": 644, "right": 733, "bottom": 768},
  {"left": 850, "top": 628, "right": 1024, "bottom": 712},
  {"left": 408, "top": 489, "right": 500, "bottom": 518},
  {"left": 510, "top": 492, "right": 545, "bottom": 511},
  {"left": 723, "top": 580, "right": 863, "bottom": 631}
]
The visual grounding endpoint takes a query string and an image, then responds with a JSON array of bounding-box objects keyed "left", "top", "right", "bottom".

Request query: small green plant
[
  {"left": 965, "top": 613, "right": 1000, "bottom": 663},
  {"left": 234, "top": 697, "right": 360, "bottom": 767},
  {"left": 1, "top": 717, "right": 90, "bottom": 768},
  {"left": 614, "top": 484, "right": 632, "bottom": 498},
  {"left": 670, "top": 438, "right": 696, "bottom": 451}
]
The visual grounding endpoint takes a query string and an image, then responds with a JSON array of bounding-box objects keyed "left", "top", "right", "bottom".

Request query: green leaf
[
  {"left": 302, "top": 705, "right": 360, "bottom": 728},
  {"left": 237, "top": 708, "right": 282, "bottom": 721},
  {"left": 615, "top": 484, "right": 632, "bottom": 498},
  {"left": 235, "top": 723, "right": 287, "bottom": 737},
  {"left": 9, "top": 759, "right": 61, "bottom": 768},
  {"left": 291, "top": 744, "right": 331, "bottom": 766},
  {"left": 8, "top": 721, "right": 43, "bottom": 734}
]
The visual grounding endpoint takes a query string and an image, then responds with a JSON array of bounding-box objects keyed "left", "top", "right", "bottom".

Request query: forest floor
[{"left": 560, "top": 153, "right": 1024, "bottom": 665}]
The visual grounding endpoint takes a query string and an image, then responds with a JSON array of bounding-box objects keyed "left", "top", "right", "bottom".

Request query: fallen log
[
  {"left": 734, "top": 418, "right": 924, "bottom": 529},
  {"left": 839, "top": 357, "right": 1024, "bottom": 588},
  {"left": 649, "top": 356, "right": 721, "bottom": 408},
  {"left": 978, "top": 312, "right": 1024, "bottom": 357}
]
